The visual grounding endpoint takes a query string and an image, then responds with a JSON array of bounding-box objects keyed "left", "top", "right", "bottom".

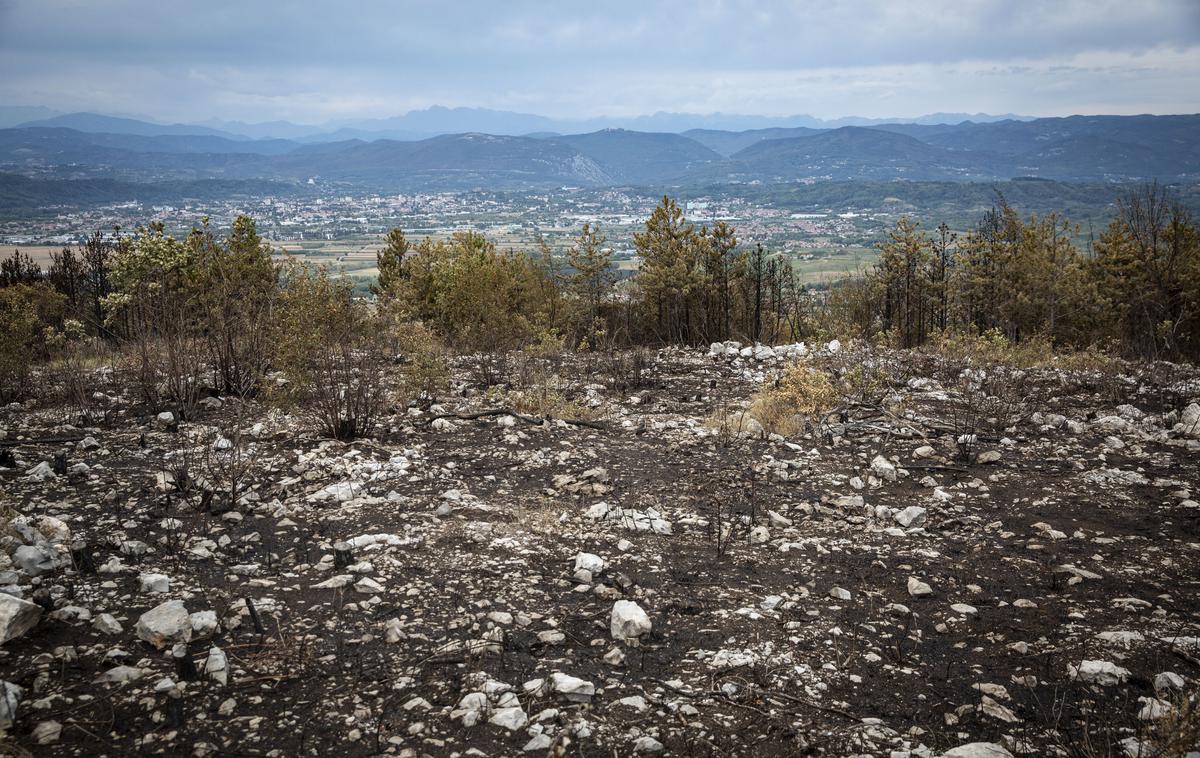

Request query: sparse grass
[
  {"left": 705, "top": 406, "right": 761, "bottom": 444},
  {"left": 922, "top": 329, "right": 1123, "bottom": 376},
  {"left": 511, "top": 385, "right": 597, "bottom": 421},
  {"left": 509, "top": 496, "right": 565, "bottom": 537}
]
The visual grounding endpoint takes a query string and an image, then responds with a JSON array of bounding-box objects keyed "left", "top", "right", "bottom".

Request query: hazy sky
[{"left": 1, "top": 0, "right": 1198, "bottom": 123}]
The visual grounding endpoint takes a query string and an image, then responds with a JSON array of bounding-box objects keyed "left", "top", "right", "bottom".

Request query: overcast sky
[{"left": 1, "top": 0, "right": 1198, "bottom": 124}]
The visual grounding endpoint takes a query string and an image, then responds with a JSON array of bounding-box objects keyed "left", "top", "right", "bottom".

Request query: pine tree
[
  {"left": 373, "top": 227, "right": 409, "bottom": 298},
  {"left": 1093, "top": 183, "right": 1200, "bottom": 359},
  {"left": 634, "top": 195, "right": 701, "bottom": 343},
  {"left": 955, "top": 200, "right": 1021, "bottom": 337},
  {"left": 929, "top": 222, "right": 956, "bottom": 333},
  {"left": 567, "top": 223, "right": 614, "bottom": 348},
  {"left": 699, "top": 221, "right": 739, "bottom": 342},
  {"left": 875, "top": 217, "right": 933, "bottom": 347}
]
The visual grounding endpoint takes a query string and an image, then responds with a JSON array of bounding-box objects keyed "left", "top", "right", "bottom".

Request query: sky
[{"left": 1, "top": 0, "right": 1198, "bottom": 125}]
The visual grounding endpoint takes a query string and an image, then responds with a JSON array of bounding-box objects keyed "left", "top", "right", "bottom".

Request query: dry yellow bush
[{"left": 751, "top": 361, "right": 838, "bottom": 436}]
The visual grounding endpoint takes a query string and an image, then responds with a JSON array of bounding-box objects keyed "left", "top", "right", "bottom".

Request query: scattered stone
[
  {"left": 635, "top": 735, "right": 665, "bottom": 752},
  {"left": 32, "top": 719, "right": 62, "bottom": 745},
  {"left": 0, "top": 680, "right": 21, "bottom": 725},
  {"left": 13, "top": 544, "right": 58, "bottom": 576},
  {"left": 205, "top": 645, "right": 229, "bottom": 685},
  {"left": 870, "top": 455, "right": 897, "bottom": 481},
  {"left": 95, "top": 665, "right": 145, "bottom": 683},
  {"left": 488, "top": 706, "right": 528, "bottom": 731},
  {"left": 908, "top": 577, "right": 933, "bottom": 596},
  {"left": 940, "top": 744, "right": 1013, "bottom": 758},
  {"left": 0, "top": 342, "right": 1195, "bottom": 755},
  {"left": 1154, "top": 672, "right": 1184, "bottom": 692},
  {"left": 138, "top": 572, "right": 170, "bottom": 593},
  {"left": 92, "top": 613, "right": 123, "bottom": 635}
]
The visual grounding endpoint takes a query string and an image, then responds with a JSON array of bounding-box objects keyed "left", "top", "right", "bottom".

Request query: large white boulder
[
  {"left": 573, "top": 552, "right": 606, "bottom": 576},
  {"left": 907, "top": 577, "right": 933, "bottom": 596},
  {"left": 488, "top": 706, "right": 528, "bottom": 731},
  {"left": 1180, "top": 403, "right": 1200, "bottom": 437},
  {"left": 12, "top": 544, "right": 58, "bottom": 576},
  {"left": 1068, "top": 659, "right": 1131, "bottom": 685},
  {"left": 135, "top": 600, "right": 192, "bottom": 650},
  {"left": 610, "top": 600, "right": 652, "bottom": 644},
  {"left": 0, "top": 594, "right": 42, "bottom": 644},
  {"left": 895, "top": 506, "right": 928, "bottom": 528},
  {"left": 870, "top": 455, "right": 897, "bottom": 482},
  {"left": 550, "top": 672, "right": 595, "bottom": 702}
]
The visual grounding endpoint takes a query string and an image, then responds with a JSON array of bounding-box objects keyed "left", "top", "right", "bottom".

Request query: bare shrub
[
  {"left": 512, "top": 384, "right": 596, "bottom": 421},
  {"left": 704, "top": 406, "right": 760, "bottom": 445},
  {"left": 815, "top": 341, "right": 900, "bottom": 407},
  {"left": 597, "top": 346, "right": 651, "bottom": 392},
  {"left": 919, "top": 331, "right": 1039, "bottom": 460},
  {"left": 45, "top": 323, "right": 112, "bottom": 424},
  {"left": 1145, "top": 688, "right": 1200, "bottom": 758},
  {"left": 198, "top": 410, "right": 258, "bottom": 512},
  {"left": 190, "top": 216, "right": 278, "bottom": 396}
]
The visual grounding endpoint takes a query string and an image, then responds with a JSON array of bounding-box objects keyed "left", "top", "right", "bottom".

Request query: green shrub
[
  {"left": 272, "top": 263, "right": 390, "bottom": 440},
  {"left": 103, "top": 224, "right": 206, "bottom": 413},
  {"left": 0, "top": 284, "right": 66, "bottom": 402}
]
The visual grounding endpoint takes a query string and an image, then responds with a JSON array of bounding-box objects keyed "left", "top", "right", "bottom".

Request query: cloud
[{"left": 0, "top": 0, "right": 1197, "bottom": 122}]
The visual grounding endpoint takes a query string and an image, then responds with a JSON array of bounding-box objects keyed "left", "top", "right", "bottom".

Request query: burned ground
[{"left": 0, "top": 345, "right": 1198, "bottom": 757}]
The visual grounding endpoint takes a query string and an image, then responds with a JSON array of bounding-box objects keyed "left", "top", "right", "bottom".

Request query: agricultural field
[{"left": 0, "top": 246, "right": 64, "bottom": 266}]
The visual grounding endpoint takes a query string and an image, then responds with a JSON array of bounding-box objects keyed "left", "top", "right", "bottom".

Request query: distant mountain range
[
  {"left": 0, "top": 113, "right": 1197, "bottom": 193},
  {"left": 6, "top": 106, "right": 1035, "bottom": 142}
]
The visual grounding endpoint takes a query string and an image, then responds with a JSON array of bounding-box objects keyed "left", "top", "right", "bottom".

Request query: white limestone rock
[
  {"left": 1068, "top": 659, "right": 1131, "bottom": 685},
  {"left": 550, "top": 672, "right": 595, "bottom": 702},
  {"left": 895, "top": 506, "right": 927, "bottom": 528},
  {"left": 135, "top": 600, "right": 192, "bottom": 650},
  {"left": 610, "top": 600, "right": 652, "bottom": 644},
  {"left": 0, "top": 593, "right": 41, "bottom": 644}
]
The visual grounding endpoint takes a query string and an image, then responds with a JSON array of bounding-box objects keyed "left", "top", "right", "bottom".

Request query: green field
[{"left": 790, "top": 246, "right": 877, "bottom": 285}]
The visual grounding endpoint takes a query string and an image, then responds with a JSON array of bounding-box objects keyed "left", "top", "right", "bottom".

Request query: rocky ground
[{"left": 1, "top": 343, "right": 1199, "bottom": 757}]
